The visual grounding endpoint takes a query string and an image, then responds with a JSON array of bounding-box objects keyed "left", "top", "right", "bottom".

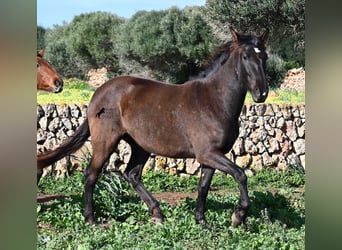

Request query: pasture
[{"left": 37, "top": 168, "right": 304, "bottom": 249}]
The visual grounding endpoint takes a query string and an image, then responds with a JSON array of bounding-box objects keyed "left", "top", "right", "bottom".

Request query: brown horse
[
  {"left": 37, "top": 49, "right": 63, "bottom": 92},
  {"left": 37, "top": 28, "right": 268, "bottom": 227}
]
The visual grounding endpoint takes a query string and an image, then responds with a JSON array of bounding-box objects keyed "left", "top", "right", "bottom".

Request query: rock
[
  {"left": 286, "top": 121, "right": 298, "bottom": 141},
  {"left": 185, "top": 159, "right": 200, "bottom": 175},
  {"left": 293, "top": 139, "right": 305, "bottom": 155},
  {"left": 235, "top": 155, "right": 251, "bottom": 168},
  {"left": 232, "top": 138, "right": 245, "bottom": 155}
]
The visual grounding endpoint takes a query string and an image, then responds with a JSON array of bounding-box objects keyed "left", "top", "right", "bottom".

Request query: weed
[{"left": 37, "top": 168, "right": 304, "bottom": 249}]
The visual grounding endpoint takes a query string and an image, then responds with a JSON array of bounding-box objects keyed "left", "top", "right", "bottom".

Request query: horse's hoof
[
  {"left": 85, "top": 217, "right": 97, "bottom": 225},
  {"left": 231, "top": 212, "right": 242, "bottom": 227},
  {"left": 151, "top": 216, "right": 164, "bottom": 224},
  {"left": 195, "top": 218, "right": 207, "bottom": 225}
]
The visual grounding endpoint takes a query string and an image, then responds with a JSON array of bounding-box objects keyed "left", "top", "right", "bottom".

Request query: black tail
[{"left": 37, "top": 119, "right": 90, "bottom": 169}]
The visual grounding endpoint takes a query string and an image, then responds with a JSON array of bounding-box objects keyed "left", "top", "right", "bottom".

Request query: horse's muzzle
[{"left": 252, "top": 89, "right": 268, "bottom": 103}]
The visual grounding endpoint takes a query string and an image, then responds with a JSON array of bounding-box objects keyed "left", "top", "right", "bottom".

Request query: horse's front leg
[
  {"left": 197, "top": 150, "right": 251, "bottom": 227},
  {"left": 195, "top": 165, "right": 215, "bottom": 224}
]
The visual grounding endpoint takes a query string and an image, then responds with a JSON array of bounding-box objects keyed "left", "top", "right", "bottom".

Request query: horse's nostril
[{"left": 55, "top": 80, "right": 63, "bottom": 88}]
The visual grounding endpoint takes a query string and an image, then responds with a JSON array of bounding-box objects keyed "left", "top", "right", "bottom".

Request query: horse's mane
[
  {"left": 191, "top": 33, "right": 264, "bottom": 80},
  {"left": 189, "top": 42, "right": 232, "bottom": 80}
]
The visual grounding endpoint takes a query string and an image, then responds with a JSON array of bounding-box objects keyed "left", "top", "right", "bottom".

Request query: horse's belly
[{"left": 127, "top": 125, "right": 195, "bottom": 158}]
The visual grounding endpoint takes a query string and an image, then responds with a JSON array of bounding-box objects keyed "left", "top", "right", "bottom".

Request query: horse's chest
[{"left": 217, "top": 122, "right": 240, "bottom": 153}]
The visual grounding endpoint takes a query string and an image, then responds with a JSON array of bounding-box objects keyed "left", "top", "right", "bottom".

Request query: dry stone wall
[{"left": 37, "top": 103, "right": 305, "bottom": 178}]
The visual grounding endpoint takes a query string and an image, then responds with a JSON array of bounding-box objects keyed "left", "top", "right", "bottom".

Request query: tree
[
  {"left": 44, "top": 24, "right": 79, "bottom": 78},
  {"left": 37, "top": 26, "right": 45, "bottom": 50},
  {"left": 204, "top": 0, "right": 305, "bottom": 87},
  {"left": 67, "top": 12, "right": 125, "bottom": 78},
  {"left": 118, "top": 7, "right": 217, "bottom": 83}
]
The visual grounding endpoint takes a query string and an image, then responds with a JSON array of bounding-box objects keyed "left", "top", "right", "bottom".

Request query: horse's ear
[
  {"left": 258, "top": 31, "right": 268, "bottom": 44},
  {"left": 229, "top": 27, "right": 241, "bottom": 42},
  {"left": 37, "top": 49, "right": 44, "bottom": 58}
]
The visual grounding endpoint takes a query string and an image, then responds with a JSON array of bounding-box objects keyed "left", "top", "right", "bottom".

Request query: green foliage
[
  {"left": 44, "top": 24, "right": 80, "bottom": 78},
  {"left": 204, "top": 0, "right": 305, "bottom": 79},
  {"left": 37, "top": 168, "right": 304, "bottom": 249},
  {"left": 118, "top": 7, "right": 216, "bottom": 83},
  {"left": 39, "top": 2, "right": 304, "bottom": 84},
  {"left": 67, "top": 12, "right": 124, "bottom": 77},
  {"left": 44, "top": 12, "right": 124, "bottom": 79},
  {"left": 37, "top": 26, "right": 45, "bottom": 50},
  {"left": 266, "top": 53, "right": 287, "bottom": 88}
]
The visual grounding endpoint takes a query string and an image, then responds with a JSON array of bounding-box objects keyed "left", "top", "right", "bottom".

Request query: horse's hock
[{"left": 37, "top": 103, "right": 305, "bottom": 178}]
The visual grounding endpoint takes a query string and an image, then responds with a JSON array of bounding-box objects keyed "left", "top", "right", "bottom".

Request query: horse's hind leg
[
  {"left": 195, "top": 165, "right": 215, "bottom": 224},
  {"left": 83, "top": 132, "right": 120, "bottom": 224},
  {"left": 37, "top": 164, "right": 43, "bottom": 184},
  {"left": 123, "top": 140, "right": 164, "bottom": 223}
]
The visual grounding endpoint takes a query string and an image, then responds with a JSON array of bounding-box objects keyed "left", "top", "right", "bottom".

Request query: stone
[
  {"left": 292, "top": 106, "right": 300, "bottom": 118},
  {"left": 39, "top": 117, "right": 49, "bottom": 130},
  {"left": 61, "top": 118, "right": 73, "bottom": 130},
  {"left": 255, "top": 104, "right": 267, "bottom": 116},
  {"left": 44, "top": 104, "right": 58, "bottom": 118},
  {"left": 235, "top": 155, "right": 251, "bottom": 168},
  {"left": 232, "top": 138, "right": 245, "bottom": 155},
  {"left": 37, "top": 105, "right": 45, "bottom": 119},
  {"left": 286, "top": 121, "right": 298, "bottom": 141},
  {"left": 155, "top": 156, "right": 167, "bottom": 171},
  {"left": 293, "top": 139, "right": 305, "bottom": 155},
  {"left": 281, "top": 105, "right": 293, "bottom": 120},
  {"left": 276, "top": 117, "right": 285, "bottom": 129},
  {"left": 48, "top": 117, "right": 61, "bottom": 133},
  {"left": 256, "top": 142, "right": 266, "bottom": 154},
  {"left": 297, "top": 123, "right": 305, "bottom": 138},
  {"left": 269, "top": 138, "right": 280, "bottom": 153},
  {"left": 251, "top": 128, "right": 267, "bottom": 144},
  {"left": 246, "top": 105, "right": 256, "bottom": 116},
  {"left": 244, "top": 138, "right": 258, "bottom": 154},
  {"left": 262, "top": 152, "right": 276, "bottom": 167},
  {"left": 251, "top": 155, "right": 263, "bottom": 170},
  {"left": 70, "top": 104, "right": 81, "bottom": 118},
  {"left": 57, "top": 104, "right": 71, "bottom": 118},
  {"left": 300, "top": 155, "right": 305, "bottom": 169},
  {"left": 185, "top": 159, "right": 200, "bottom": 175},
  {"left": 275, "top": 129, "right": 285, "bottom": 142},
  {"left": 264, "top": 104, "right": 275, "bottom": 116}
]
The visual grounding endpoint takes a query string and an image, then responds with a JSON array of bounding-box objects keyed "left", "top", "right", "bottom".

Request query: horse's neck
[{"left": 204, "top": 59, "right": 247, "bottom": 119}]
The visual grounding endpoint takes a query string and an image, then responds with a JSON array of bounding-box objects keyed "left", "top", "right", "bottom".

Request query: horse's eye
[
  {"left": 37, "top": 63, "right": 40, "bottom": 68},
  {"left": 243, "top": 54, "right": 248, "bottom": 60}
]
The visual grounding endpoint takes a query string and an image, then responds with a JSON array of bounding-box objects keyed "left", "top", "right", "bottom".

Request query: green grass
[
  {"left": 37, "top": 79, "right": 305, "bottom": 105},
  {"left": 245, "top": 89, "right": 305, "bottom": 105},
  {"left": 37, "top": 168, "right": 305, "bottom": 249},
  {"left": 37, "top": 79, "right": 95, "bottom": 105}
]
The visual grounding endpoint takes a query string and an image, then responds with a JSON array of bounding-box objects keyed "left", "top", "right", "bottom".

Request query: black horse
[{"left": 37, "top": 28, "right": 268, "bottom": 227}]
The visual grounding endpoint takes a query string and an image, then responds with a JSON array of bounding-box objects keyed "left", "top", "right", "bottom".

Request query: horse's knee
[{"left": 234, "top": 168, "right": 247, "bottom": 184}]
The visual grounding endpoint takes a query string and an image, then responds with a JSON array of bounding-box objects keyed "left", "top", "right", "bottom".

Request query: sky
[{"left": 37, "top": 0, "right": 206, "bottom": 28}]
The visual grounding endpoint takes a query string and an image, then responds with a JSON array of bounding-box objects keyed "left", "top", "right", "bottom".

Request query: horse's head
[
  {"left": 37, "top": 49, "right": 63, "bottom": 93},
  {"left": 230, "top": 28, "right": 269, "bottom": 103}
]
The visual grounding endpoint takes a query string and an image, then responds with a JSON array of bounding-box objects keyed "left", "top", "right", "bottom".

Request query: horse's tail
[{"left": 37, "top": 119, "right": 90, "bottom": 182}]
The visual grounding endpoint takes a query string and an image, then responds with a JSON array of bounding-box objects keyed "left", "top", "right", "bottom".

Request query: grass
[
  {"left": 37, "top": 79, "right": 305, "bottom": 105},
  {"left": 37, "top": 168, "right": 305, "bottom": 249},
  {"left": 37, "top": 79, "right": 95, "bottom": 105}
]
